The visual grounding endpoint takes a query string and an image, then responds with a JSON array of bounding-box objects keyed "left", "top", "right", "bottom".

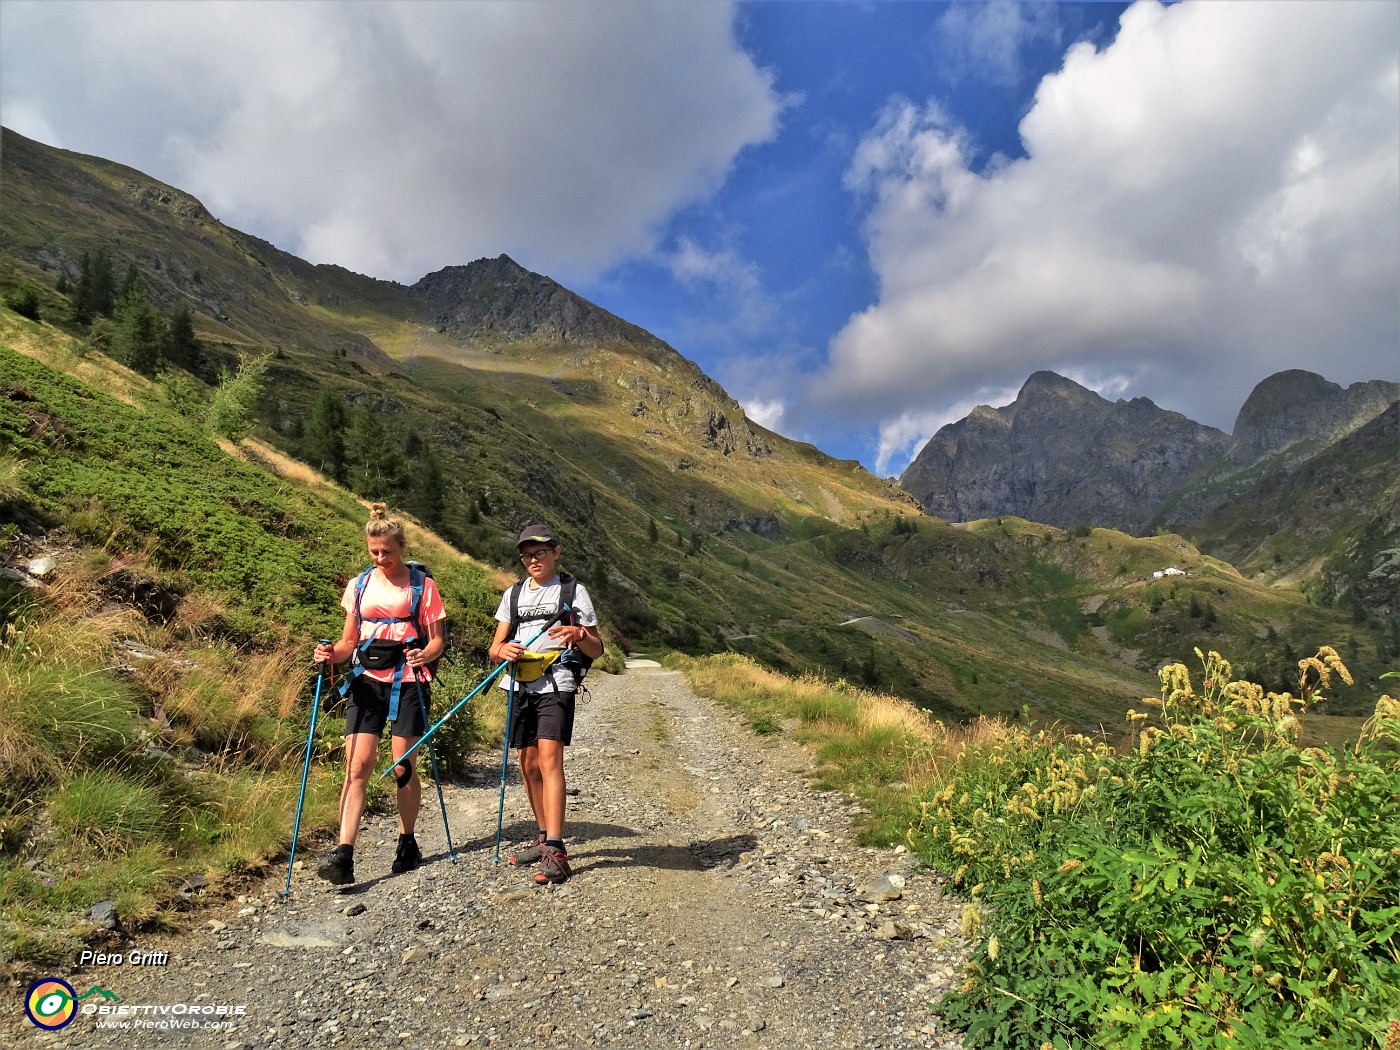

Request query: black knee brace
[{"left": 394, "top": 761, "right": 413, "bottom": 788}]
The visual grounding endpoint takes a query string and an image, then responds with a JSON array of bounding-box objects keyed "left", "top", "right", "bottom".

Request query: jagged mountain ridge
[
  {"left": 899, "top": 371, "right": 1230, "bottom": 534},
  {"left": 1191, "top": 400, "right": 1400, "bottom": 618},
  {"left": 1227, "top": 369, "right": 1398, "bottom": 468},
  {"left": 900, "top": 369, "right": 1396, "bottom": 535},
  {"left": 412, "top": 254, "right": 661, "bottom": 349}
]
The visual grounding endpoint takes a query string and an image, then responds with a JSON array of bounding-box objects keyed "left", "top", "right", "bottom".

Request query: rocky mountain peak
[
  {"left": 899, "top": 371, "right": 1228, "bottom": 533},
  {"left": 410, "top": 254, "right": 657, "bottom": 347},
  {"left": 1226, "top": 369, "right": 1399, "bottom": 468}
]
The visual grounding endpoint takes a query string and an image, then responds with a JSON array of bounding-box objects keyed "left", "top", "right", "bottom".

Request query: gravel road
[{"left": 6, "top": 663, "right": 969, "bottom": 1049}]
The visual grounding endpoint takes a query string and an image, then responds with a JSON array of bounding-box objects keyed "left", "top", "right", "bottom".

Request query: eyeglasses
[{"left": 520, "top": 548, "right": 555, "bottom": 562}]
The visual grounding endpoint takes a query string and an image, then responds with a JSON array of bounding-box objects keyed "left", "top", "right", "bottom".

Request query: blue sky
[{"left": 3, "top": 1, "right": 1397, "bottom": 476}]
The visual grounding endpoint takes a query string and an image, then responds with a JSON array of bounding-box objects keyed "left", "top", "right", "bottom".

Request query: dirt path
[{"left": 7, "top": 665, "right": 968, "bottom": 1048}]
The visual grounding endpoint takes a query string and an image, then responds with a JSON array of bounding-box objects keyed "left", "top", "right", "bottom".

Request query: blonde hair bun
[{"left": 365, "top": 504, "right": 406, "bottom": 547}]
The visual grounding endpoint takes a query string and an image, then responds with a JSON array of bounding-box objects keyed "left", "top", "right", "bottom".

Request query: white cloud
[
  {"left": 661, "top": 236, "right": 776, "bottom": 339},
  {"left": 807, "top": 0, "right": 1400, "bottom": 446},
  {"left": 0, "top": 1, "right": 784, "bottom": 284},
  {"left": 742, "top": 398, "right": 786, "bottom": 432},
  {"left": 934, "top": 0, "right": 1062, "bottom": 88}
]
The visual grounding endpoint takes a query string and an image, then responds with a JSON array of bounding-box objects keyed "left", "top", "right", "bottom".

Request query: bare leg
[
  {"left": 390, "top": 735, "right": 422, "bottom": 834},
  {"left": 518, "top": 745, "right": 544, "bottom": 831},
  {"left": 338, "top": 732, "right": 379, "bottom": 846},
  {"left": 537, "top": 738, "right": 566, "bottom": 840}
]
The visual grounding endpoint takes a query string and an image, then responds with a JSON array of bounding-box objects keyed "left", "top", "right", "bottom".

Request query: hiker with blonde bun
[
  {"left": 313, "top": 504, "right": 446, "bottom": 885},
  {"left": 490, "top": 522, "right": 602, "bottom": 884}
]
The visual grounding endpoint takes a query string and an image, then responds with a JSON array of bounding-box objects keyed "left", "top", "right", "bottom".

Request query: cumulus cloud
[
  {"left": 0, "top": 1, "right": 783, "bottom": 284},
  {"left": 804, "top": 0, "right": 1399, "bottom": 473},
  {"left": 662, "top": 236, "right": 777, "bottom": 338},
  {"left": 934, "top": 0, "right": 1062, "bottom": 88},
  {"left": 742, "top": 398, "right": 787, "bottom": 432}
]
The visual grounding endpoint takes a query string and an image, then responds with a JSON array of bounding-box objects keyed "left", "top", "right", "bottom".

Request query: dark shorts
[
  {"left": 508, "top": 690, "right": 576, "bottom": 749},
  {"left": 344, "top": 675, "right": 429, "bottom": 739}
]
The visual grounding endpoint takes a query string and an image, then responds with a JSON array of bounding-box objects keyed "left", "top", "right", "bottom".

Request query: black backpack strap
[
  {"left": 508, "top": 579, "right": 525, "bottom": 632},
  {"left": 559, "top": 573, "right": 577, "bottom": 624}
]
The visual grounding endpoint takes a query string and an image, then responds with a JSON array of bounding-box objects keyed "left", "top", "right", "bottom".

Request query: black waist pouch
[{"left": 356, "top": 639, "right": 407, "bottom": 670}]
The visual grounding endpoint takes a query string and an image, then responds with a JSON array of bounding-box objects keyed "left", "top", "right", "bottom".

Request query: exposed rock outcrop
[
  {"left": 899, "top": 371, "right": 1228, "bottom": 534},
  {"left": 412, "top": 254, "right": 658, "bottom": 347}
]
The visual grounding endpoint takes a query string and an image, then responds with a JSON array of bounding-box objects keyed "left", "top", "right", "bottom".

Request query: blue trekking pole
[
  {"left": 493, "top": 673, "right": 518, "bottom": 863},
  {"left": 282, "top": 641, "right": 330, "bottom": 897},
  {"left": 381, "top": 607, "right": 569, "bottom": 777},
  {"left": 411, "top": 670, "right": 456, "bottom": 862}
]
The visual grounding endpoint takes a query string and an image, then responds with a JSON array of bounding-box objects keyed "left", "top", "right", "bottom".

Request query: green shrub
[
  {"left": 915, "top": 647, "right": 1400, "bottom": 1049},
  {"left": 4, "top": 282, "right": 41, "bottom": 322},
  {"left": 751, "top": 714, "right": 781, "bottom": 736}
]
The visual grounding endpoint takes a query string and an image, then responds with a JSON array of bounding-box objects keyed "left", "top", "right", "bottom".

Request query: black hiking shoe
[
  {"left": 534, "top": 847, "right": 571, "bottom": 885},
  {"left": 316, "top": 844, "right": 354, "bottom": 886},
  {"left": 391, "top": 835, "right": 421, "bottom": 874},
  {"left": 508, "top": 833, "right": 547, "bottom": 867}
]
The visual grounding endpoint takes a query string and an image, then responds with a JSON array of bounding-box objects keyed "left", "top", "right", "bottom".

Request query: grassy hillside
[
  {"left": 0, "top": 328, "right": 509, "bottom": 965},
  {"left": 1, "top": 125, "right": 1388, "bottom": 730}
]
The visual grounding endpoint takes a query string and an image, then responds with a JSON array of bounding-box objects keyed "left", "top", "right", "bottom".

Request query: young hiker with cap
[
  {"left": 491, "top": 522, "right": 603, "bottom": 884},
  {"left": 313, "top": 504, "right": 447, "bottom": 885}
]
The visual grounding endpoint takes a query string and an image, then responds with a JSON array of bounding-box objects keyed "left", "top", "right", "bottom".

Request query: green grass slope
[{"left": 1, "top": 127, "right": 1386, "bottom": 729}]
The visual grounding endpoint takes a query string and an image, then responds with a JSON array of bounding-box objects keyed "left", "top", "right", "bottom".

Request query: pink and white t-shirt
[{"left": 340, "top": 570, "right": 446, "bottom": 683}]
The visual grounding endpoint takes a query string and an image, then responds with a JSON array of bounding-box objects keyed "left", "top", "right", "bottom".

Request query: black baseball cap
[{"left": 515, "top": 523, "right": 560, "bottom": 549}]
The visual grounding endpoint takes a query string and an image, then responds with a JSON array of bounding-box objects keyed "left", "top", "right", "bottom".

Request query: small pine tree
[
  {"left": 407, "top": 450, "right": 446, "bottom": 527},
  {"left": 70, "top": 248, "right": 118, "bottom": 324},
  {"left": 207, "top": 354, "right": 269, "bottom": 440},
  {"left": 112, "top": 284, "right": 165, "bottom": 376},
  {"left": 118, "top": 262, "right": 142, "bottom": 304},
  {"left": 4, "top": 283, "right": 41, "bottom": 322},
  {"left": 303, "top": 390, "right": 347, "bottom": 482},
  {"left": 344, "top": 400, "right": 405, "bottom": 498},
  {"left": 164, "top": 302, "right": 200, "bottom": 371}
]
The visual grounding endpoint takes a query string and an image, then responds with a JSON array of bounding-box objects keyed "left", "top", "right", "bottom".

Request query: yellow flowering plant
[{"left": 916, "top": 647, "right": 1399, "bottom": 1050}]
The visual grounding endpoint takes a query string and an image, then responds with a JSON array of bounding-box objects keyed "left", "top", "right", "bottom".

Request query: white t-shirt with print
[{"left": 494, "top": 575, "right": 598, "bottom": 694}]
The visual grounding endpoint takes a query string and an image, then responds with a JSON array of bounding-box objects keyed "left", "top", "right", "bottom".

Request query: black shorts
[
  {"left": 508, "top": 690, "right": 576, "bottom": 749},
  {"left": 344, "top": 675, "right": 429, "bottom": 738}
]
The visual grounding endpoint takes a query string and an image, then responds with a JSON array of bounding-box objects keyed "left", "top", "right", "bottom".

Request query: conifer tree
[
  {"left": 407, "top": 450, "right": 446, "bottom": 527},
  {"left": 118, "top": 262, "right": 142, "bottom": 304},
  {"left": 207, "top": 354, "right": 269, "bottom": 441},
  {"left": 4, "top": 282, "right": 41, "bottom": 322},
  {"left": 164, "top": 302, "right": 200, "bottom": 371},
  {"left": 344, "top": 400, "right": 404, "bottom": 499},
  {"left": 112, "top": 283, "right": 164, "bottom": 376},
  {"left": 303, "top": 389, "right": 347, "bottom": 482},
  {"left": 69, "top": 248, "right": 118, "bottom": 325}
]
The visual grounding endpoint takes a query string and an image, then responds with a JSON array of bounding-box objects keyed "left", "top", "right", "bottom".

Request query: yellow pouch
[{"left": 513, "top": 650, "right": 560, "bottom": 684}]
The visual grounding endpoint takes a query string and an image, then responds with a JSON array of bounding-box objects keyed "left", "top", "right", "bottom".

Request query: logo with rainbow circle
[{"left": 24, "top": 978, "right": 121, "bottom": 1030}]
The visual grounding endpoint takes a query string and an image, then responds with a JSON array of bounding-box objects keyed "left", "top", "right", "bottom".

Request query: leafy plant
[{"left": 915, "top": 646, "right": 1400, "bottom": 1049}]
